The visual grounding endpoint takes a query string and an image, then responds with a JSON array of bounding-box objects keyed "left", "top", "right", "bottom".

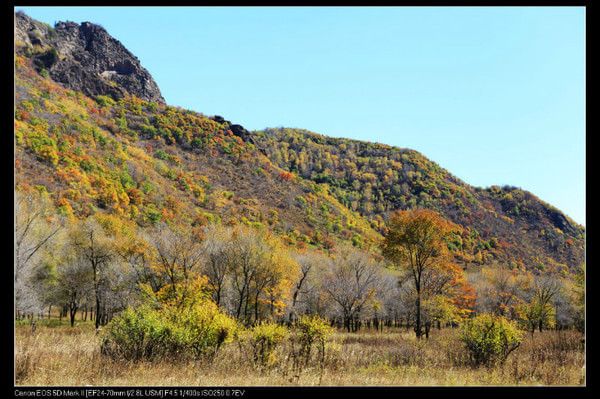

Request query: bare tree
[
  {"left": 150, "top": 223, "right": 204, "bottom": 303},
  {"left": 15, "top": 190, "right": 62, "bottom": 318},
  {"left": 323, "top": 246, "right": 382, "bottom": 332},
  {"left": 227, "top": 228, "right": 271, "bottom": 322},
  {"left": 70, "top": 218, "right": 114, "bottom": 330},
  {"left": 200, "top": 225, "right": 298, "bottom": 325},
  {"left": 526, "top": 275, "right": 562, "bottom": 332},
  {"left": 100, "top": 260, "right": 138, "bottom": 323},
  {"left": 295, "top": 255, "right": 330, "bottom": 319},
  {"left": 201, "top": 224, "right": 233, "bottom": 306},
  {"left": 287, "top": 252, "right": 324, "bottom": 322},
  {"left": 53, "top": 256, "right": 93, "bottom": 327},
  {"left": 470, "top": 266, "right": 530, "bottom": 319}
]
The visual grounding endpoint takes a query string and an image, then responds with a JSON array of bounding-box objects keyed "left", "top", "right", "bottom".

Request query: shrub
[
  {"left": 139, "top": 124, "right": 158, "bottom": 138},
  {"left": 295, "top": 195, "right": 307, "bottom": 208},
  {"left": 100, "top": 305, "right": 168, "bottom": 360},
  {"left": 26, "top": 127, "right": 59, "bottom": 166},
  {"left": 143, "top": 205, "right": 162, "bottom": 225},
  {"left": 101, "top": 281, "right": 237, "bottom": 361},
  {"left": 154, "top": 149, "right": 169, "bottom": 161},
  {"left": 162, "top": 300, "right": 237, "bottom": 358},
  {"left": 96, "top": 95, "right": 116, "bottom": 108},
  {"left": 147, "top": 102, "right": 158, "bottom": 112},
  {"left": 295, "top": 315, "right": 333, "bottom": 367},
  {"left": 249, "top": 322, "right": 289, "bottom": 368},
  {"left": 460, "top": 313, "right": 522, "bottom": 366}
]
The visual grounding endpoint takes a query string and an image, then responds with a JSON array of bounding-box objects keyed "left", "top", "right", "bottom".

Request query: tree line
[{"left": 15, "top": 189, "right": 584, "bottom": 337}]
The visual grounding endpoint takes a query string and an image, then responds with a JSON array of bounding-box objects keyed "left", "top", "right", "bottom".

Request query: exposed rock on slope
[{"left": 15, "top": 11, "right": 164, "bottom": 104}]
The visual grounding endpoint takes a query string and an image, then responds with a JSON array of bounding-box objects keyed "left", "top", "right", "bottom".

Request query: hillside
[
  {"left": 14, "top": 12, "right": 584, "bottom": 272},
  {"left": 250, "top": 128, "right": 585, "bottom": 270}
]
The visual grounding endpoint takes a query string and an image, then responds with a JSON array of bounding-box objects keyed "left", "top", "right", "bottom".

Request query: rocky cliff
[{"left": 15, "top": 11, "right": 164, "bottom": 104}]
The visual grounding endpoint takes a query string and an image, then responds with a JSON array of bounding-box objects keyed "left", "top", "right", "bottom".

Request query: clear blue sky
[{"left": 17, "top": 7, "right": 586, "bottom": 225}]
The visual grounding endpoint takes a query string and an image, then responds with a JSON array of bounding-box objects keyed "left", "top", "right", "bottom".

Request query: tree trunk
[
  {"left": 95, "top": 295, "right": 101, "bottom": 330},
  {"left": 415, "top": 294, "right": 422, "bottom": 339},
  {"left": 235, "top": 288, "right": 244, "bottom": 319},
  {"left": 69, "top": 303, "right": 77, "bottom": 327},
  {"left": 254, "top": 292, "right": 260, "bottom": 324},
  {"left": 215, "top": 286, "right": 221, "bottom": 307},
  {"left": 244, "top": 293, "right": 250, "bottom": 324}
]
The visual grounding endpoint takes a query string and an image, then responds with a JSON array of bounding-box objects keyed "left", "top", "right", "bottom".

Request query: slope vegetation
[
  {"left": 250, "top": 127, "right": 584, "bottom": 270},
  {"left": 14, "top": 12, "right": 584, "bottom": 271}
]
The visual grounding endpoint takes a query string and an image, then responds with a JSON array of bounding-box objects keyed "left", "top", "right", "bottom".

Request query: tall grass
[{"left": 15, "top": 323, "right": 584, "bottom": 386}]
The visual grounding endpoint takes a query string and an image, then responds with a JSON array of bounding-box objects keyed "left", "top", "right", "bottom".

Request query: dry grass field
[{"left": 15, "top": 320, "right": 585, "bottom": 386}]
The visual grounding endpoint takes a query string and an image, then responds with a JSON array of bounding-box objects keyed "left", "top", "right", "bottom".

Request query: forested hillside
[
  {"left": 14, "top": 10, "right": 584, "bottom": 274},
  {"left": 14, "top": 14, "right": 380, "bottom": 252},
  {"left": 250, "top": 127, "right": 584, "bottom": 271}
]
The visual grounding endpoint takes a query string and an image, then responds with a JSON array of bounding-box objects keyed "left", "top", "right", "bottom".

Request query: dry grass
[{"left": 15, "top": 321, "right": 585, "bottom": 386}]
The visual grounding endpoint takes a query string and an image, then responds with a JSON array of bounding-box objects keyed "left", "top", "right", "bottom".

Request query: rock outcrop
[{"left": 15, "top": 11, "right": 165, "bottom": 104}]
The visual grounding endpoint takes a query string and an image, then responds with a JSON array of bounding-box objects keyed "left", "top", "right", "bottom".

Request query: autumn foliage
[{"left": 383, "top": 209, "right": 474, "bottom": 338}]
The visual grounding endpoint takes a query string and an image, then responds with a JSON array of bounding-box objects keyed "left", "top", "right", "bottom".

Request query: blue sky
[{"left": 17, "top": 7, "right": 586, "bottom": 225}]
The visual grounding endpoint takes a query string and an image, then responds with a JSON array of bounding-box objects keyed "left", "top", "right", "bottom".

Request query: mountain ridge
[
  {"left": 252, "top": 126, "right": 582, "bottom": 231},
  {"left": 14, "top": 12, "right": 585, "bottom": 273}
]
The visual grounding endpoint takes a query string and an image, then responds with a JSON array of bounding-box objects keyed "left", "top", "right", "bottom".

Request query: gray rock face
[{"left": 15, "top": 11, "right": 165, "bottom": 104}]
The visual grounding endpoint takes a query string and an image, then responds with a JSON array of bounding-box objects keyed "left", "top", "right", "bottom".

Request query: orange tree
[{"left": 382, "top": 209, "right": 464, "bottom": 339}]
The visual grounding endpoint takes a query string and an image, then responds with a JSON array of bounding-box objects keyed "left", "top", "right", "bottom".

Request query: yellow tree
[
  {"left": 519, "top": 275, "right": 561, "bottom": 334},
  {"left": 258, "top": 243, "right": 298, "bottom": 322},
  {"left": 226, "top": 226, "right": 298, "bottom": 324},
  {"left": 382, "top": 209, "right": 459, "bottom": 339}
]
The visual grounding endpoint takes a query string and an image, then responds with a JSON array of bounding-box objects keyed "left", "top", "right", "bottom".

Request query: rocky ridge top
[{"left": 15, "top": 11, "right": 165, "bottom": 104}]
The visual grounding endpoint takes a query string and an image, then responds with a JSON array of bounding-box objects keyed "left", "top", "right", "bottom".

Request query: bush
[
  {"left": 154, "top": 149, "right": 170, "bottom": 161},
  {"left": 96, "top": 95, "right": 116, "bottom": 108},
  {"left": 164, "top": 298, "right": 237, "bottom": 358},
  {"left": 460, "top": 313, "right": 522, "bottom": 366},
  {"left": 249, "top": 322, "right": 289, "bottom": 368},
  {"left": 100, "top": 305, "right": 168, "bottom": 360},
  {"left": 139, "top": 124, "right": 158, "bottom": 138},
  {"left": 26, "top": 128, "right": 59, "bottom": 166},
  {"left": 101, "top": 281, "right": 237, "bottom": 361},
  {"left": 295, "top": 315, "right": 333, "bottom": 367}
]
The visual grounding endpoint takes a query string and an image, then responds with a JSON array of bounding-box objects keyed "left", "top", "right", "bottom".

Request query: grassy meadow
[{"left": 15, "top": 320, "right": 585, "bottom": 386}]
